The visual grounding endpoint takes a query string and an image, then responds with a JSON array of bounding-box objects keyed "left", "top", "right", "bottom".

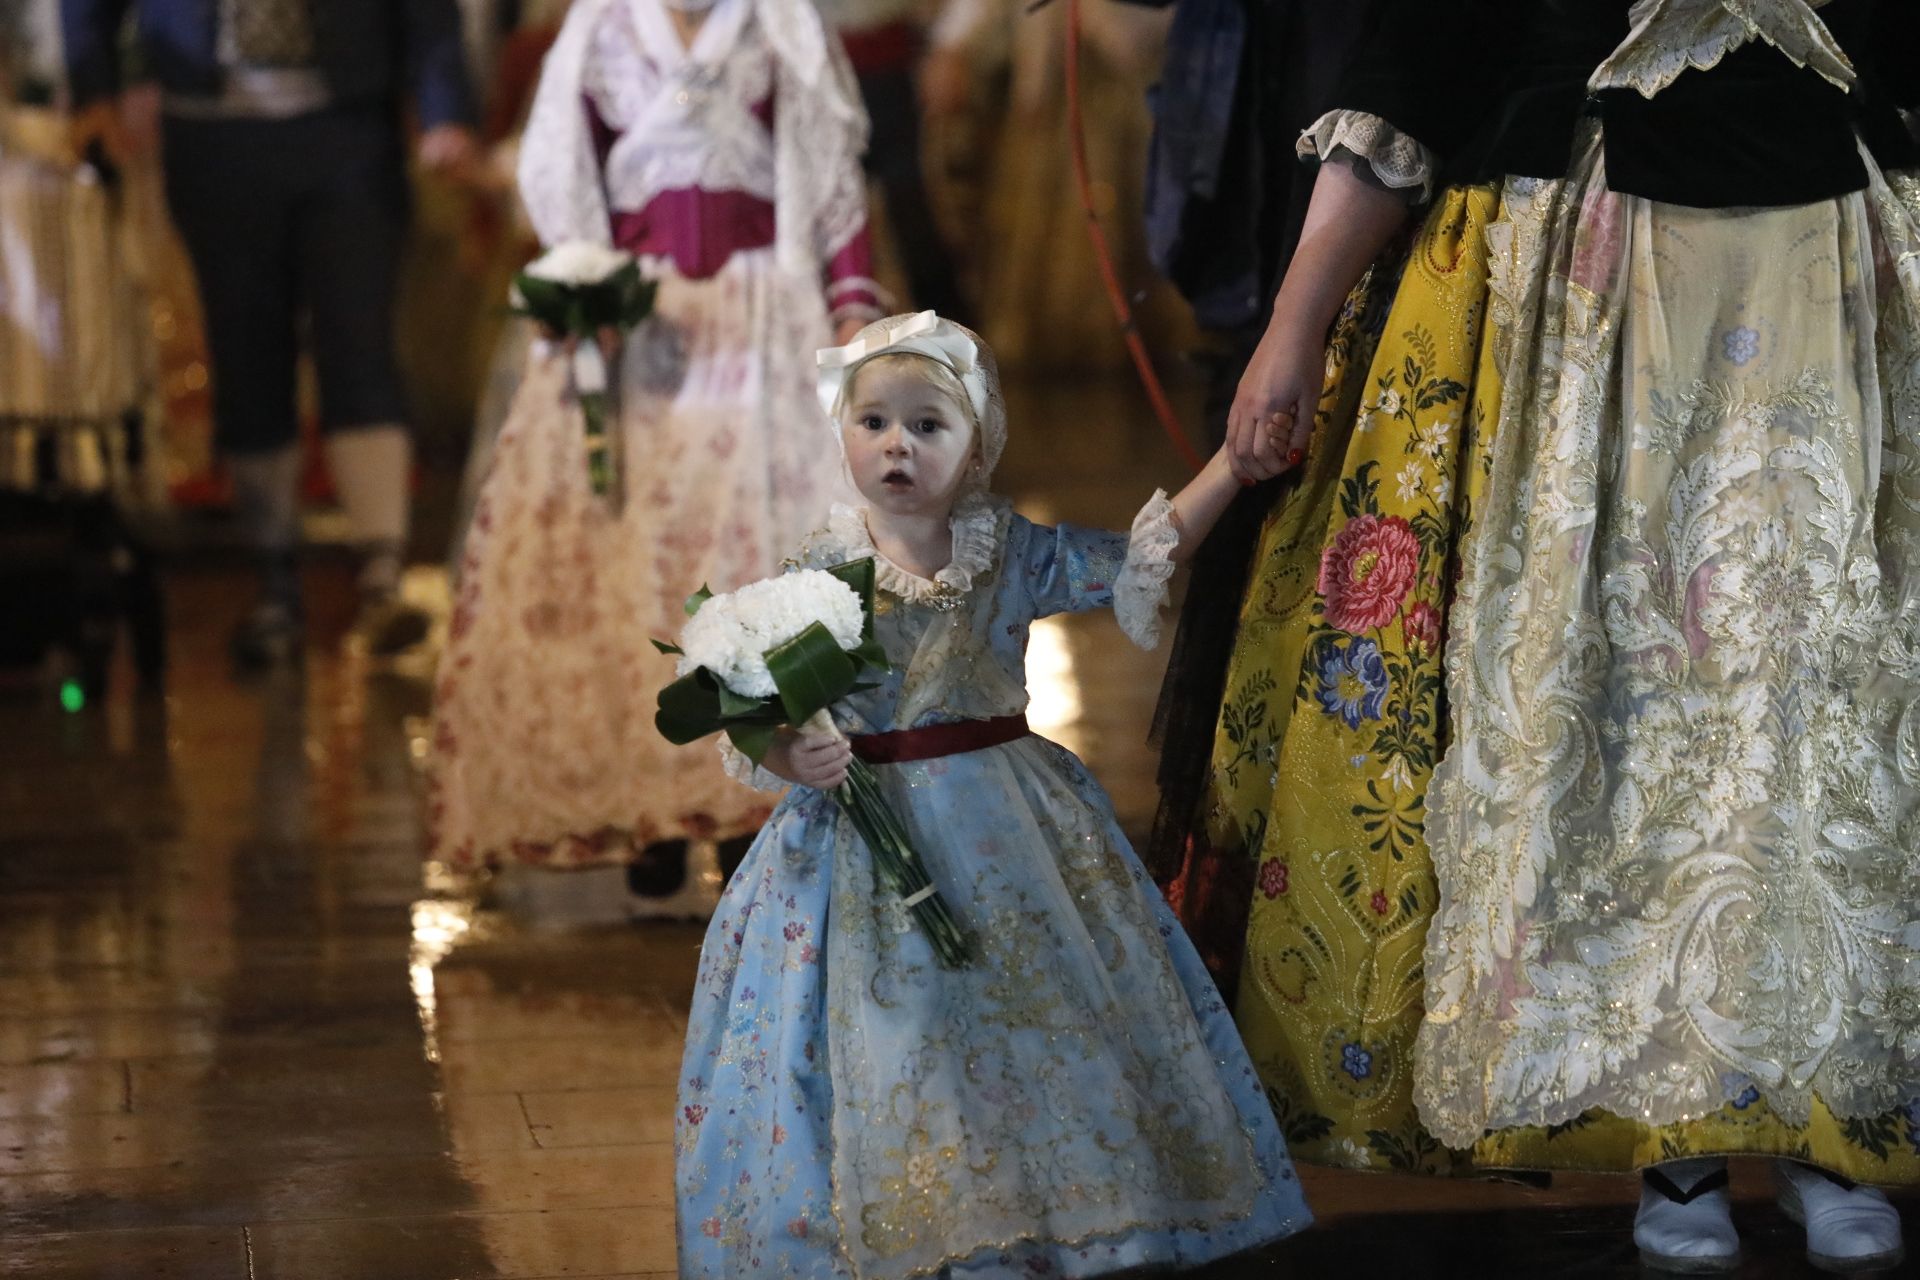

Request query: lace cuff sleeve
[
  {"left": 720, "top": 738, "right": 790, "bottom": 794},
  {"left": 1298, "top": 110, "right": 1437, "bottom": 203},
  {"left": 1113, "top": 489, "right": 1180, "bottom": 651}
]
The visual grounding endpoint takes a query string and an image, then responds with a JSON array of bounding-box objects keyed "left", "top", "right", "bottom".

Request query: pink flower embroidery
[
  {"left": 683, "top": 1104, "right": 707, "bottom": 1125},
  {"left": 1370, "top": 890, "right": 1390, "bottom": 917},
  {"left": 773, "top": 1123, "right": 787, "bottom": 1145},
  {"left": 788, "top": 1217, "right": 810, "bottom": 1239},
  {"left": 1683, "top": 564, "right": 1715, "bottom": 661},
  {"left": 1259, "top": 859, "right": 1290, "bottom": 899},
  {"left": 702, "top": 1217, "right": 723, "bottom": 1239},
  {"left": 1402, "top": 600, "right": 1442, "bottom": 658},
  {"left": 1318, "top": 515, "right": 1421, "bottom": 634}
]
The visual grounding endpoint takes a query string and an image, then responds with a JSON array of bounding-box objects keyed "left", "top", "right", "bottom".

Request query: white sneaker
[
  {"left": 1776, "top": 1161, "right": 1906, "bottom": 1274},
  {"left": 628, "top": 840, "right": 722, "bottom": 922},
  {"left": 1635, "top": 1159, "right": 1740, "bottom": 1274}
]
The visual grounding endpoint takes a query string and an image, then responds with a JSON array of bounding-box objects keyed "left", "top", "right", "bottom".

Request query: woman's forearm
[{"left": 1269, "top": 161, "right": 1417, "bottom": 343}]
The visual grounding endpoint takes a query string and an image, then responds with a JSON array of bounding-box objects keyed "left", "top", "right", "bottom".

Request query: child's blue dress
[{"left": 676, "top": 494, "right": 1311, "bottom": 1278}]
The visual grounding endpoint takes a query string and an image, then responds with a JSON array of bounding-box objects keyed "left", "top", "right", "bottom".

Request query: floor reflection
[{"left": 0, "top": 578, "right": 495, "bottom": 1279}]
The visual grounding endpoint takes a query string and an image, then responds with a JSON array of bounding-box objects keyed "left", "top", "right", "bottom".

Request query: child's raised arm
[{"left": 1163, "top": 444, "right": 1279, "bottom": 566}]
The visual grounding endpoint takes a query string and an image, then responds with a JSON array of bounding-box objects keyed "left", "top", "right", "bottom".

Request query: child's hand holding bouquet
[
  {"left": 766, "top": 724, "right": 854, "bottom": 791},
  {"left": 654, "top": 558, "right": 973, "bottom": 968}
]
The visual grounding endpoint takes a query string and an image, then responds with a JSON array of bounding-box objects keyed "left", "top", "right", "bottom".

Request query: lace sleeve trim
[
  {"left": 1113, "top": 489, "right": 1180, "bottom": 651},
  {"left": 1297, "top": 110, "right": 1437, "bottom": 202},
  {"left": 720, "top": 737, "right": 790, "bottom": 793}
]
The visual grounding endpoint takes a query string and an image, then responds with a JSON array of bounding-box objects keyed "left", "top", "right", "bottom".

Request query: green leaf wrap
[
  {"left": 511, "top": 263, "right": 658, "bottom": 336},
  {"left": 655, "top": 670, "right": 725, "bottom": 745},
  {"left": 765, "top": 622, "right": 859, "bottom": 725},
  {"left": 825, "top": 558, "right": 877, "bottom": 640},
  {"left": 725, "top": 723, "right": 777, "bottom": 764}
]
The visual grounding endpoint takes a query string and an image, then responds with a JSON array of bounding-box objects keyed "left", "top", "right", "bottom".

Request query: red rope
[{"left": 1062, "top": 0, "right": 1206, "bottom": 473}]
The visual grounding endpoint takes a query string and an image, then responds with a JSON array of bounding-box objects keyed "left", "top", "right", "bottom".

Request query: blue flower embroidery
[
  {"left": 1719, "top": 1072, "right": 1760, "bottom": 1110},
  {"left": 1315, "top": 637, "right": 1389, "bottom": 729},
  {"left": 1341, "top": 1043, "right": 1374, "bottom": 1081},
  {"left": 1722, "top": 326, "right": 1760, "bottom": 367}
]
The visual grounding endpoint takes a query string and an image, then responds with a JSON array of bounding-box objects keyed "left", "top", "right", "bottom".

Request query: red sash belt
[{"left": 850, "top": 715, "right": 1031, "bottom": 765}]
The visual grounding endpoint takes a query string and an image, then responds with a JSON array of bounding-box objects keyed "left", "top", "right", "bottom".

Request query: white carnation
[
  {"left": 676, "top": 570, "right": 866, "bottom": 698},
  {"left": 525, "top": 240, "right": 634, "bottom": 287}
]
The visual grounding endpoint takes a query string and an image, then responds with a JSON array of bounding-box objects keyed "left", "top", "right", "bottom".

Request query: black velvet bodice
[{"left": 1333, "top": 0, "right": 1920, "bottom": 207}]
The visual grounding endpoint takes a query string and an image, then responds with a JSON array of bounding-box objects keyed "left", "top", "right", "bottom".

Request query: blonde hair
[{"left": 835, "top": 351, "right": 979, "bottom": 433}]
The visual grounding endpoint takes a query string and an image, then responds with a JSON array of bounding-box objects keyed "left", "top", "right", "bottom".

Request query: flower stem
[
  {"left": 581, "top": 391, "right": 613, "bottom": 496},
  {"left": 831, "top": 756, "right": 972, "bottom": 969}
]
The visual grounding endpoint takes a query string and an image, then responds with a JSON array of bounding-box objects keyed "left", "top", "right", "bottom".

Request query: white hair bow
[{"left": 816, "top": 311, "right": 992, "bottom": 427}]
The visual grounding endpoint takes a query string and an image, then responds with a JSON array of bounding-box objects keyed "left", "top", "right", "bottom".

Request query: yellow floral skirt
[{"left": 1201, "top": 182, "right": 1920, "bottom": 1183}]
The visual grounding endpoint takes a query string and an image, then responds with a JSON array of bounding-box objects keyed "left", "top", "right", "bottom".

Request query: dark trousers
[
  {"left": 162, "top": 108, "right": 410, "bottom": 455},
  {"left": 856, "top": 66, "right": 970, "bottom": 324}
]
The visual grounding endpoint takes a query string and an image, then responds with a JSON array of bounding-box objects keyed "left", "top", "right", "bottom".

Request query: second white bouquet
[{"left": 510, "top": 240, "right": 657, "bottom": 499}]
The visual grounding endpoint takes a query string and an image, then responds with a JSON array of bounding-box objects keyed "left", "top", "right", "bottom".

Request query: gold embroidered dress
[
  {"left": 674, "top": 496, "right": 1310, "bottom": 1277},
  {"left": 1194, "top": 0, "right": 1920, "bottom": 1180}
]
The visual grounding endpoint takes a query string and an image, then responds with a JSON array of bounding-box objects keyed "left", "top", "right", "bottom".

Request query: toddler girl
[{"left": 676, "top": 311, "right": 1310, "bottom": 1277}]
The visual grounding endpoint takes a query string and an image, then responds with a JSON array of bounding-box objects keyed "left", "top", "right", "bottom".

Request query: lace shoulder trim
[{"left": 1298, "top": 110, "right": 1437, "bottom": 201}]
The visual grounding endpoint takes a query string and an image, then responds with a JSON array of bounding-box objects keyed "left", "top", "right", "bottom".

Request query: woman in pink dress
[{"left": 428, "top": 0, "right": 879, "bottom": 918}]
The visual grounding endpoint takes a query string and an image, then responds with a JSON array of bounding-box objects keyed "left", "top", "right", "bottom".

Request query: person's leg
[
  {"left": 1776, "top": 1160, "right": 1905, "bottom": 1274},
  {"left": 1635, "top": 1156, "right": 1739, "bottom": 1272},
  {"left": 322, "top": 427, "right": 410, "bottom": 595},
  {"left": 292, "top": 109, "right": 428, "bottom": 653},
  {"left": 627, "top": 840, "right": 724, "bottom": 922},
  {"left": 627, "top": 840, "right": 689, "bottom": 897},
  {"left": 161, "top": 116, "right": 305, "bottom": 666},
  {"left": 857, "top": 64, "right": 971, "bottom": 324}
]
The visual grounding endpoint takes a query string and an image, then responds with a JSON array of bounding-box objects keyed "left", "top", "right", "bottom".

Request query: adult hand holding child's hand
[{"left": 1227, "top": 324, "right": 1321, "bottom": 483}]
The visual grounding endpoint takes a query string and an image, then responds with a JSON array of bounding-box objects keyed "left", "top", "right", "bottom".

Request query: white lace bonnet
[{"left": 816, "top": 311, "right": 1009, "bottom": 478}]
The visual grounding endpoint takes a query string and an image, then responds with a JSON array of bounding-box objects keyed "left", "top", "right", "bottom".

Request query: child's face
[{"left": 840, "top": 360, "right": 980, "bottom": 517}]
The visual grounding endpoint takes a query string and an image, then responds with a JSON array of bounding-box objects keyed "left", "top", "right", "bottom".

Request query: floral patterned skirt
[
  {"left": 427, "top": 250, "right": 846, "bottom": 871},
  {"left": 676, "top": 739, "right": 1308, "bottom": 1279},
  {"left": 1188, "top": 149, "right": 1920, "bottom": 1182},
  {"left": 1186, "top": 185, "right": 1496, "bottom": 1176}
]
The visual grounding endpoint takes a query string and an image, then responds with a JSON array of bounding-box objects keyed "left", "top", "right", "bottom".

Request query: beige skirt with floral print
[{"left": 1422, "top": 137, "right": 1920, "bottom": 1169}]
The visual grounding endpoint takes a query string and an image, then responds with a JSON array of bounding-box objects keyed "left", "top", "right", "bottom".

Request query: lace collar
[
  {"left": 1588, "top": 0, "right": 1854, "bottom": 99},
  {"left": 825, "top": 492, "right": 1006, "bottom": 610}
]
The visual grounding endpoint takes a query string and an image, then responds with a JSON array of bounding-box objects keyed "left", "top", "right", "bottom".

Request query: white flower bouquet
[
  {"left": 655, "top": 559, "right": 973, "bottom": 967},
  {"left": 510, "top": 240, "right": 657, "bottom": 498}
]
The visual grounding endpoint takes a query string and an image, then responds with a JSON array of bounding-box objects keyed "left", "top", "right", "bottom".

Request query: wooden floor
[{"left": 2, "top": 380, "right": 1912, "bottom": 1277}]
